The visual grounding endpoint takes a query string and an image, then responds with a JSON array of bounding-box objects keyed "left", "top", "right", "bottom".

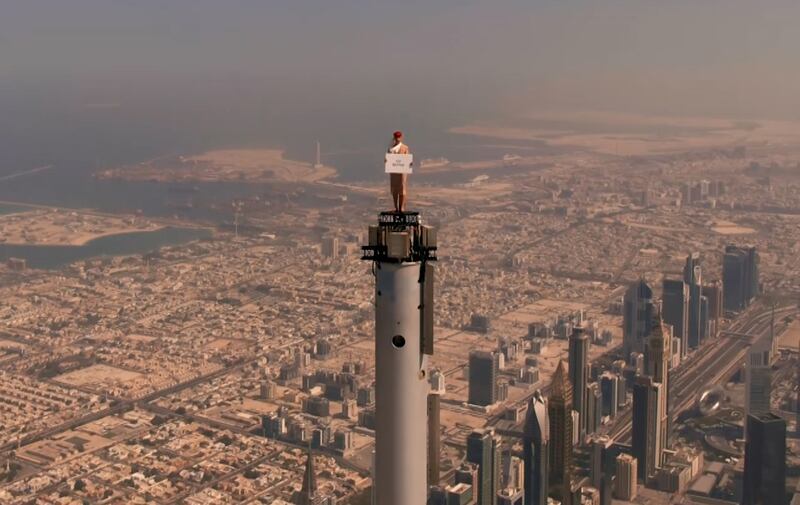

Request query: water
[
  {"left": 0, "top": 227, "right": 212, "bottom": 270},
  {"left": 0, "top": 93, "right": 563, "bottom": 268},
  {"left": 0, "top": 204, "right": 26, "bottom": 215}
]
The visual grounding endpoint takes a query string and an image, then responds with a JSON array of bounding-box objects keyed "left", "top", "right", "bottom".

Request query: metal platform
[{"left": 361, "top": 211, "right": 437, "bottom": 263}]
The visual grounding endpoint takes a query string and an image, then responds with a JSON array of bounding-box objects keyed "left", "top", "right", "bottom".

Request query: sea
[{"left": 0, "top": 102, "right": 559, "bottom": 268}]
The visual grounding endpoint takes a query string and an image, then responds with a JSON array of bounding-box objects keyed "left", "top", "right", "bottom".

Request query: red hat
[{"left": 393, "top": 131, "right": 403, "bottom": 139}]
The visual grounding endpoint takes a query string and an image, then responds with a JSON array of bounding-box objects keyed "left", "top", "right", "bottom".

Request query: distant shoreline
[
  {"left": 95, "top": 148, "right": 337, "bottom": 184},
  {"left": 0, "top": 225, "right": 173, "bottom": 248}
]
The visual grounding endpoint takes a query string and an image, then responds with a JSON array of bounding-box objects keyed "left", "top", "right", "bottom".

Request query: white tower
[
  {"left": 363, "top": 211, "right": 437, "bottom": 505},
  {"left": 314, "top": 140, "right": 323, "bottom": 169}
]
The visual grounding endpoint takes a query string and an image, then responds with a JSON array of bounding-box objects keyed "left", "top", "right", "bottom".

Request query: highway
[{"left": 605, "top": 303, "right": 797, "bottom": 444}]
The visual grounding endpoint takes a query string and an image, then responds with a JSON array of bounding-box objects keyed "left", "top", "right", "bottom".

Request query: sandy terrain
[
  {"left": 0, "top": 209, "right": 162, "bottom": 246},
  {"left": 97, "top": 148, "right": 336, "bottom": 183},
  {"left": 56, "top": 364, "right": 143, "bottom": 387},
  {"left": 450, "top": 111, "right": 800, "bottom": 156}
]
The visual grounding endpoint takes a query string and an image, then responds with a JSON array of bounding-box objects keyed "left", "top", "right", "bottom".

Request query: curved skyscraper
[{"left": 523, "top": 391, "right": 549, "bottom": 505}]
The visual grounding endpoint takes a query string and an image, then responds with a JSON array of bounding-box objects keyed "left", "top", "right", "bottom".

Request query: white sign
[{"left": 385, "top": 153, "right": 413, "bottom": 174}]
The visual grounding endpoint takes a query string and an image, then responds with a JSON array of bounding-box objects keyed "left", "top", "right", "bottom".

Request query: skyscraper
[
  {"left": 523, "top": 391, "right": 549, "bottom": 505},
  {"left": 586, "top": 381, "right": 602, "bottom": 435},
  {"left": 682, "top": 251, "right": 700, "bottom": 284},
  {"left": 297, "top": 449, "right": 321, "bottom": 505},
  {"left": 614, "top": 453, "right": 638, "bottom": 501},
  {"left": 661, "top": 278, "right": 689, "bottom": 358},
  {"left": 632, "top": 376, "right": 664, "bottom": 482},
  {"left": 723, "top": 245, "right": 759, "bottom": 313},
  {"left": 454, "top": 462, "right": 479, "bottom": 496},
  {"left": 600, "top": 372, "right": 619, "bottom": 418},
  {"left": 684, "top": 253, "right": 704, "bottom": 349},
  {"left": 645, "top": 312, "right": 670, "bottom": 450},
  {"left": 469, "top": 351, "right": 499, "bottom": 406},
  {"left": 623, "top": 280, "right": 656, "bottom": 357},
  {"left": 745, "top": 329, "right": 774, "bottom": 433},
  {"left": 702, "top": 280, "right": 724, "bottom": 338},
  {"left": 467, "top": 429, "right": 499, "bottom": 505},
  {"left": 548, "top": 361, "right": 574, "bottom": 504},
  {"left": 743, "top": 412, "right": 787, "bottom": 505},
  {"left": 568, "top": 326, "right": 589, "bottom": 440},
  {"left": 589, "top": 435, "right": 613, "bottom": 491}
]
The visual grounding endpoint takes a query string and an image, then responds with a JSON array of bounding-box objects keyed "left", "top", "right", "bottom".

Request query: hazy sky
[{"left": 1, "top": 0, "right": 799, "bottom": 170}]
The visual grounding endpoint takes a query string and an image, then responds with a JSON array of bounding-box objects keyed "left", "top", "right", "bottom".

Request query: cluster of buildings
[{"left": 1, "top": 138, "right": 799, "bottom": 504}]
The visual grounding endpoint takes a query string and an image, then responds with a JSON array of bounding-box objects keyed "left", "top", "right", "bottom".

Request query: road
[{"left": 605, "top": 303, "right": 796, "bottom": 444}]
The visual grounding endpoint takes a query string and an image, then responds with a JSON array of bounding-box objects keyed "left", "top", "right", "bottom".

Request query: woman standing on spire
[{"left": 388, "top": 131, "right": 410, "bottom": 212}]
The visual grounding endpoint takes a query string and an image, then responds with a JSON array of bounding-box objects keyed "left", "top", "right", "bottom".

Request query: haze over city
[{"left": 0, "top": 1, "right": 798, "bottom": 505}]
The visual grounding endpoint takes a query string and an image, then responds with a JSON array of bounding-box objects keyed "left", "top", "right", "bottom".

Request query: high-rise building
[
  {"left": 645, "top": 312, "right": 670, "bottom": 451},
  {"left": 504, "top": 454, "right": 525, "bottom": 491},
  {"left": 743, "top": 412, "right": 787, "bottom": 505},
  {"left": 684, "top": 253, "right": 704, "bottom": 349},
  {"left": 524, "top": 391, "right": 549, "bottom": 505},
  {"left": 623, "top": 280, "right": 656, "bottom": 357},
  {"left": 702, "top": 280, "right": 723, "bottom": 338},
  {"left": 428, "top": 393, "right": 442, "bottom": 486},
  {"left": 454, "top": 462, "right": 480, "bottom": 497},
  {"left": 682, "top": 252, "right": 700, "bottom": 285},
  {"left": 467, "top": 429, "right": 499, "bottom": 505},
  {"left": 723, "top": 245, "right": 759, "bottom": 312},
  {"left": 614, "top": 453, "right": 638, "bottom": 501},
  {"left": 662, "top": 279, "right": 689, "bottom": 358},
  {"left": 548, "top": 361, "right": 574, "bottom": 503},
  {"left": 745, "top": 334, "right": 774, "bottom": 433},
  {"left": 321, "top": 236, "right": 338, "bottom": 259},
  {"left": 444, "top": 483, "right": 475, "bottom": 505},
  {"left": 297, "top": 449, "right": 322, "bottom": 505},
  {"left": 632, "top": 376, "right": 664, "bottom": 482},
  {"left": 589, "top": 436, "right": 613, "bottom": 491},
  {"left": 568, "top": 326, "right": 589, "bottom": 440},
  {"left": 497, "top": 488, "right": 524, "bottom": 505},
  {"left": 699, "top": 294, "right": 710, "bottom": 344},
  {"left": 586, "top": 382, "right": 602, "bottom": 435},
  {"left": 469, "top": 351, "right": 499, "bottom": 406},
  {"left": 599, "top": 373, "right": 619, "bottom": 418}
]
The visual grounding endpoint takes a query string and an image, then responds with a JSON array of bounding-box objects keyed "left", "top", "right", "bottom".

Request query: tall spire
[
  {"left": 298, "top": 448, "right": 318, "bottom": 505},
  {"left": 550, "top": 360, "right": 572, "bottom": 401},
  {"left": 524, "top": 390, "right": 549, "bottom": 441}
]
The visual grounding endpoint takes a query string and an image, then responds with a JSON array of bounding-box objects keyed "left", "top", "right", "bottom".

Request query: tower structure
[
  {"left": 662, "top": 278, "right": 689, "bottom": 358},
  {"left": 467, "top": 429, "right": 500, "bottom": 505},
  {"left": 568, "top": 326, "right": 589, "bottom": 440},
  {"left": 645, "top": 312, "right": 670, "bottom": 450},
  {"left": 361, "top": 211, "right": 437, "bottom": 505},
  {"left": 743, "top": 412, "right": 787, "bottom": 505},
  {"left": 548, "top": 361, "right": 574, "bottom": 504},
  {"left": 297, "top": 449, "right": 321, "bottom": 505},
  {"left": 523, "top": 391, "right": 549, "bottom": 505},
  {"left": 469, "top": 350, "right": 499, "bottom": 406},
  {"left": 614, "top": 453, "right": 638, "bottom": 501},
  {"left": 723, "top": 245, "right": 759, "bottom": 312},
  {"left": 623, "top": 280, "right": 655, "bottom": 357},
  {"left": 632, "top": 375, "right": 663, "bottom": 482},
  {"left": 314, "top": 140, "right": 323, "bottom": 169},
  {"left": 684, "top": 253, "right": 705, "bottom": 349},
  {"left": 745, "top": 326, "right": 774, "bottom": 433}
]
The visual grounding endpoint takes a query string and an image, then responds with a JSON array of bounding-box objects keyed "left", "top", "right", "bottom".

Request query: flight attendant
[{"left": 388, "top": 131, "right": 410, "bottom": 212}]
